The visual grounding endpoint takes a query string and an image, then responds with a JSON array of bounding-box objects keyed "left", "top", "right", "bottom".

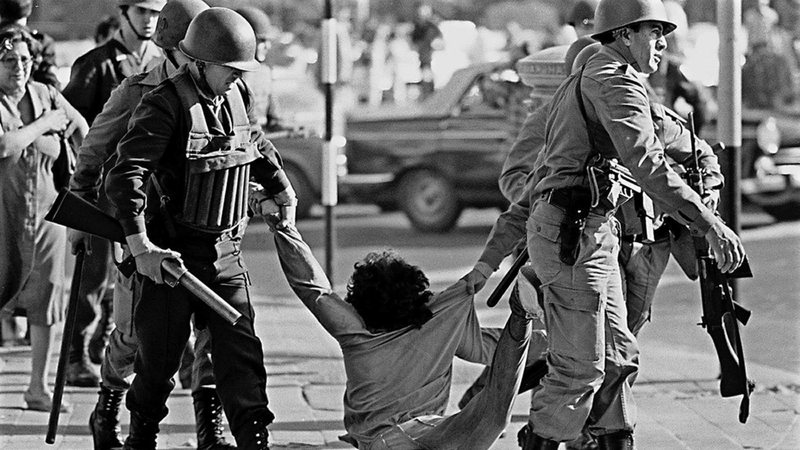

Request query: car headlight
[{"left": 756, "top": 117, "right": 781, "bottom": 155}]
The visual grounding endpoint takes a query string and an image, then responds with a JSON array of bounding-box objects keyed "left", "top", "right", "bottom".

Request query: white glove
[{"left": 126, "top": 232, "right": 182, "bottom": 284}]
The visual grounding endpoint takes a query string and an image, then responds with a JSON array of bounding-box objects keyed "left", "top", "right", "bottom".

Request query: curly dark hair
[
  {"left": 0, "top": 25, "right": 38, "bottom": 58},
  {"left": 345, "top": 250, "right": 434, "bottom": 333}
]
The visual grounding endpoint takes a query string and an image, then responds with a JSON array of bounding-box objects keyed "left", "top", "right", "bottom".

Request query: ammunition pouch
[
  {"left": 169, "top": 69, "right": 260, "bottom": 234},
  {"left": 179, "top": 143, "right": 261, "bottom": 232}
]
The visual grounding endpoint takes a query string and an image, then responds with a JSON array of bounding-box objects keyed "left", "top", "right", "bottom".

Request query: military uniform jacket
[
  {"left": 105, "top": 65, "right": 290, "bottom": 237},
  {"left": 62, "top": 31, "right": 161, "bottom": 125}
]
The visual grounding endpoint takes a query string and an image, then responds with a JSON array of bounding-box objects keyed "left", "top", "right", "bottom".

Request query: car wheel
[
  {"left": 284, "top": 163, "right": 314, "bottom": 220},
  {"left": 761, "top": 201, "right": 800, "bottom": 221},
  {"left": 398, "top": 169, "right": 462, "bottom": 232}
]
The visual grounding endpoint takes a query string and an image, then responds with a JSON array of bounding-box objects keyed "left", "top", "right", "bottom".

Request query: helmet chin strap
[
  {"left": 122, "top": 10, "right": 151, "bottom": 41},
  {"left": 195, "top": 61, "right": 217, "bottom": 97}
]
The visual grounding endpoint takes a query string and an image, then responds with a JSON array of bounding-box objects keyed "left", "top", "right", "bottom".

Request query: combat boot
[
  {"left": 518, "top": 423, "right": 559, "bottom": 450},
  {"left": 193, "top": 388, "right": 236, "bottom": 449},
  {"left": 597, "top": 431, "right": 634, "bottom": 450},
  {"left": 88, "top": 298, "right": 114, "bottom": 364},
  {"left": 89, "top": 384, "right": 125, "bottom": 450},
  {"left": 236, "top": 416, "right": 272, "bottom": 450},
  {"left": 122, "top": 411, "right": 159, "bottom": 450}
]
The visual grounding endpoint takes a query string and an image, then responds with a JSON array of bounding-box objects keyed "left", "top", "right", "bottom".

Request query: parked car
[
  {"left": 268, "top": 131, "right": 346, "bottom": 219},
  {"left": 738, "top": 107, "right": 800, "bottom": 221},
  {"left": 343, "top": 61, "right": 530, "bottom": 231}
]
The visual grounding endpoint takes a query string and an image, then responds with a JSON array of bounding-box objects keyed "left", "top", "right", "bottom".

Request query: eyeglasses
[{"left": 0, "top": 56, "right": 33, "bottom": 69}]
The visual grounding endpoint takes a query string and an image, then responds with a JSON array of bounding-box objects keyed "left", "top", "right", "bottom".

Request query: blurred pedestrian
[
  {"left": 0, "top": 26, "right": 88, "bottom": 412},
  {"left": 94, "top": 15, "right": 120, "bottom": 46},
  {"left": 104, "top": 8, "right": 296, "bottom": 448},
  {"left": 61, "top": 0, "right": 165, "bottom": 388},
  {"left": 236, "top": 6, "right": 284, "bottom": 131},
  {"left": 411, "top": 2, "right": 441, "bottom": 98},
  {"left": 566, "top": 0, "right": 599, "bottom": 40},
  {"left": 0, "top": 0, "right": 60, "bottom": 89},
  {"left": 648, "top": 0, "right": 713, "bottom": 132}
]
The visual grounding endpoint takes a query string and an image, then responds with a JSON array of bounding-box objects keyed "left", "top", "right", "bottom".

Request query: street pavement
[{"left": 1, "top": 210, "right": 799, "bottom": 449}]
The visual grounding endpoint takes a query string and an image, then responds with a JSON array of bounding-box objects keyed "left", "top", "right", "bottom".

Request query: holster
[{"left": 555, "top": 189, "right": 592, "bottom": 266}]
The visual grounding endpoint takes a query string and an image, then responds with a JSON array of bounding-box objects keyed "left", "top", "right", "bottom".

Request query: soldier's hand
[
  {"left": 68, "top": 229, "right": 93, "bottom": 255},
  {"left": 125, "top": 233, "right": 182, "bottom": 284},
  {"left": 704, "top": 220, "right": 746, "bottom": 273},
  {"left": 702, "top": 189, "right": 720, "bottom": 211},
  {"left": 461, "top": 268, "right": 488, "bottom": 295}
]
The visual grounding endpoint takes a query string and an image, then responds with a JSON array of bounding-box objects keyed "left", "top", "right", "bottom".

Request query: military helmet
[
  {"left": 178, "top": 7, "right": 260, "bottom": 72},
  {"left": 153, "top": 0, "right": 209, "bottom": 50},
  {"left": 116, "top": 0, "right": 166, "bottom": 11},
  {"left": 571, "top": 41, "right": 602, "bottom": 72},
  {"left": 564, "top": 36, "right": 597, "bottom": 72},
  {"left": 234, "top": 6, "right": 275, "bottom": 41},
  {"left": 592, "top": 0, "right": 677, "bottom": 40},
  {"left": 567, "top": 0, "right": 599, "bottom": 27}
]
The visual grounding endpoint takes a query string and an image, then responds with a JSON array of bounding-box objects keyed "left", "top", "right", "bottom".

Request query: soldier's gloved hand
[
  {"left": 125, "top": 232, "right": 182, "bottom": 284},
  {"left": 68, "top": 229, "right": 93, "bottom": 255},
  {"left": 704, "top": 220, "right": 746, "bottom": 273},
  {"left": 702, "top": 189, "right": 720, "bottom": 212},
  {"left": 461, "top": 262, "right": 493, "bottom": 295}
]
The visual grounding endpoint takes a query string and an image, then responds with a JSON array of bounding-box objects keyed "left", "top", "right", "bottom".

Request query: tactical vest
[{"left": 172, "top": 75, "right": 261, "bottom": 233}]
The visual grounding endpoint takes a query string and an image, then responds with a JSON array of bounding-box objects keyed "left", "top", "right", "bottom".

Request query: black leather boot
[
  {"left": 235, "top": 416, "right": 272, "bottom": 450},
  {"left": 122, "top": 411, "right": 159, "bottom": 450},
  {"left": 518, "top": 423, "right": 560, "bottom": 450},
  {"left": 597, "top": 431, "right": 634, "bottom": 450},
  {"left": 193, "top": 388, "right": 236, "bottom": 450},
  {"left": 89, "top": 384, "right": 125, "bottom": 450}
]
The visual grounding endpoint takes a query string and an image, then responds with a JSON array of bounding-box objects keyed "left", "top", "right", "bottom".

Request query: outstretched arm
[{"left": 272, "top": 225, "right": 363, "bottom": 336}]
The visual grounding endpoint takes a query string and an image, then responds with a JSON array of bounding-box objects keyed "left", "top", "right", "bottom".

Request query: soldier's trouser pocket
[{"left": 544, "top": 284, "right": 603, "bottom": 361}]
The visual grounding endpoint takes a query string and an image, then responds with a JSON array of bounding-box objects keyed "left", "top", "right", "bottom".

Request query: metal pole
[
  {"left": 321, "top": 0, "right": 337, "bottom": 282},
  {"left": 717, "top": 0, "right": 742, "bottom": 295}
]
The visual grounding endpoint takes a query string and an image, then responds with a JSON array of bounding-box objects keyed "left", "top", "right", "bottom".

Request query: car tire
[
  {"left": 398, "top": 169, "right": 462, "bottom": 232},
  {"left": 761, "top": 201, "right": 800, "bottom": 221},
  {"left": 284, "top": 163, "right": 314, "bottom": 220}
]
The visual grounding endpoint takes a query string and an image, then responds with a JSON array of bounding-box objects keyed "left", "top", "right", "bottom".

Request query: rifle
[
  {"left": 45, "top": 245, "right": 85, "bottom": 445},
  {"left": 687, "top": 112, "right": 754, "bottom": 423},
  {"left": 587, "top": 155, "right": 655, "bottom": 243},
  {"left": 45, "top": 190, "right": 243, "bottom": 326},
  {"left": 487, "top": 247, "right": 529, "bottom": 307}
]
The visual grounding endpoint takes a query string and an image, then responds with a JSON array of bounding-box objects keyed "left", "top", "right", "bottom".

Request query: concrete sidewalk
[{"left": 1, "top": 293, "right": 798, "bottom": 449}]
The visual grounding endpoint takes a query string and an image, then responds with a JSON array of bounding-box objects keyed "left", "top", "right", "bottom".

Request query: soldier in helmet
[
  {"left": 69, "top": 2, "right": 240, "bottom": 448},
  {"left": 464, "top": 38, "right": 728, "bottom": 450},
  {"left": 105, "top": 7, "right": 296, "bottom": 449},
  {"left": 61, "top": 0, "right": 166, "bottom": 389},
  {"left": 520, "top": 0, "right": 743, "bottom": 447},
  {"left": 465, "top": 1, "right": 746, "bottom": 448},
  {"left": 235, "top": 6, "right": 284, "bottom": 132},
  {"left": 566, "top": 0, "right": 599, "bottom": 39}
]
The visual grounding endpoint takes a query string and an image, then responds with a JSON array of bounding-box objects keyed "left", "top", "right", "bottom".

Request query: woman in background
[{"left": 0, "top": 26, "right": 87, "bottom": 412}]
